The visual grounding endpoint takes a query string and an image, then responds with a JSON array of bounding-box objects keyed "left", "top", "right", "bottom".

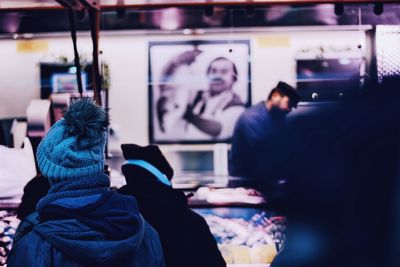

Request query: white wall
[{"left": 0, "top": 29, "right": 365, "bottom": 152}]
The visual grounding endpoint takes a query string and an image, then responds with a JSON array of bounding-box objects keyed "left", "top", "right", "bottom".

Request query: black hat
[
  {"left": 121, "top": 144, "right": 174, "bottom": 180},
  {"left": 276, "top": 81, "right": 301, "bottom": 108}
]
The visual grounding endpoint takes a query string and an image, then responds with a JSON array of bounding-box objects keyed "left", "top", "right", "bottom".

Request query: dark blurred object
[
  {"left": 0, "top": 118, "right": 27, "bottom": 148},
  {"left": 269, "top": 78, "right": 400, "bottom": 267},
  {"left": 0, "top": 119, "right": 14, "bottom": 148},
  {"left": 334, "top": 3, "right": 344, "bottom": 16},
  {"left": 27, "top": 136, "right": 43, "bottom": 173},
  {"left": 103, "top": 164, "right": 111, "bottom": 176},
  {"left": 373, "top": 3, "right": 384, "bottom": 16},
  {"left": 118, "top": 143, "right": 226, "bottom": 267},
  {"left": 16, "top": 175, "right": 50, "bottom": 220}
]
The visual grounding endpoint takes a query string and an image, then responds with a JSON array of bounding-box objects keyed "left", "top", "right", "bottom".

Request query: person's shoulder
[
  {"left": 142, "top": 218, "right": 158, "bottom": 238},
  {"left": 10, "top": 226, "right": 49, "bottom": 256},
  {"left": 239, "top": 103, "right": 264, "bottom": 123},
  {"left": 141, "top": 218, "right": 164, "bottom": 258},
  {"left": 13, "top": 212, "right": 40, "bottom": 243},
  {"left": 7, "top": 232, "right": 46, "bottom": 266}
]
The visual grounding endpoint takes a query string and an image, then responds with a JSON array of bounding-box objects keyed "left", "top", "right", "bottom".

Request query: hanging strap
[
  {"left": 88, "top": 8, "right": 102, "bottom": 105},
  {"left": 67, "top": 8, "right": 84, "bottom": 98},
  {"left": 123, "top": 159, "right": 172, "bottom": 187}
]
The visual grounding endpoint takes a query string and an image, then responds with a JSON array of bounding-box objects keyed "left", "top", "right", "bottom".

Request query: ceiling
[
  {"left": 0, "top": 3, "right": 398, "bottom": 34},
  {"left": 0, "top": 0, "right": 398, "bottom": 10}
]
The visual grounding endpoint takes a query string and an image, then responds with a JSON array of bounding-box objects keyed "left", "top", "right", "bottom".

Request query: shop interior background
[
  {"left": 0, "top": 5, "right": 382, "bottom": 153},
  {"left": 1, "top": 3, "right": 400, "bottom": 266}
]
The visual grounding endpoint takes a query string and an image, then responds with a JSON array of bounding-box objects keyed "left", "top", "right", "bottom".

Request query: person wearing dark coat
[
  {"left": 228, "top": 81, "right": 300, "bottom": 202},
  {"left": 271, "top": 79, "right": 400, "bottom": 267},
  {"left": 118, "top": 144, "right": 226, "bottom": 267},
  {"left": 8, "top": 99, "right": 165, "bottom": 267}
]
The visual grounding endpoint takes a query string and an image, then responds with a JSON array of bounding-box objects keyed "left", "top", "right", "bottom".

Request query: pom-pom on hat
[{"left": 36, "top": 98, "right": 109, "bottom": 185}]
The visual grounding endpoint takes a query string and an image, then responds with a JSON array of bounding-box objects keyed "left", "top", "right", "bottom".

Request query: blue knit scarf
[{"left": 37, "top": 173, "right": 110, "bottom": 212}]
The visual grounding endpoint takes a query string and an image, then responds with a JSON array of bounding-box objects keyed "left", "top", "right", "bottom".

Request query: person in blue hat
[{"left": 8, "top": 98, "right": 165, "bottom": 267}]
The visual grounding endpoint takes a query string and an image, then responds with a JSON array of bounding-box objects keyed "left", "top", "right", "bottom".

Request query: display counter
[
  {"left": 186, "top": 186, "right": 284, "bottom": 266},
  {"left": 108, "top": 153, "right": 285, "bottom": 265},
  {"left": 0, "top": 154, "right": 285, "bottom": 266}
]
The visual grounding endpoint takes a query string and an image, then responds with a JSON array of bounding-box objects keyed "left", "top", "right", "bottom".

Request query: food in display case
[
  {"left": 0, "top": 210, "right": 19, "bottom": 265},
  {"left": 193, "top": 208, "right": 286, "bottom": 265},
  {"left": 192, "top": 187, "right": 265, "bottom": 205}
]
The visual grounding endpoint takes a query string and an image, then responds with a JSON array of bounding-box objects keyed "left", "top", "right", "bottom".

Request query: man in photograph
[
  {"left": 183, "top": 56, "right": 245, "bottom": 139},
  {"left": 156, "top": 49, "right": 246, "bottom": 140}
]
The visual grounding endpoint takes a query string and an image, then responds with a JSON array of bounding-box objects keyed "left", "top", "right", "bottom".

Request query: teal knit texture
[
  {"left": 36, "top": 172, "right": 110, "bottom": 212},
  {"left": 36, "top": 98, "right": 108, "bottom": 185}
]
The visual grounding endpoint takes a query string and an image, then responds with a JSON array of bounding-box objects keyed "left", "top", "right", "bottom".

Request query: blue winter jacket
[{"left": 7, "top": 190, "right": 165, "bottom": 267}]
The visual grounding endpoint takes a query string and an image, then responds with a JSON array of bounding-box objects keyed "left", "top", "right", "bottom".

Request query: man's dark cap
[{"left": 276, "top": 81, "right": 301, "bottom": 108}]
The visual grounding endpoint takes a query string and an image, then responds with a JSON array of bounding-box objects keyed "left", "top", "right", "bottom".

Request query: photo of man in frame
[{"left": 149, "top": 40, "right": 251, "bottom": 143}]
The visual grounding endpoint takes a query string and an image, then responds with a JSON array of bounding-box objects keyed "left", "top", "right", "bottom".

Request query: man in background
[{"left": 228, "top": 81, "right": 300, "bottom": 192}]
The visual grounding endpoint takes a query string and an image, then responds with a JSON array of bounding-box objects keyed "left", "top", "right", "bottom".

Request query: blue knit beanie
[{"left": 36, "top": 98, "right": 109, "bottom": 185}]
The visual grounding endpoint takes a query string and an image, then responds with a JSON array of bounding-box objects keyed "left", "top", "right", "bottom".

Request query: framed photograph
[{"left": 149, "top": 40, "right": 251, "bottom": 144}]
